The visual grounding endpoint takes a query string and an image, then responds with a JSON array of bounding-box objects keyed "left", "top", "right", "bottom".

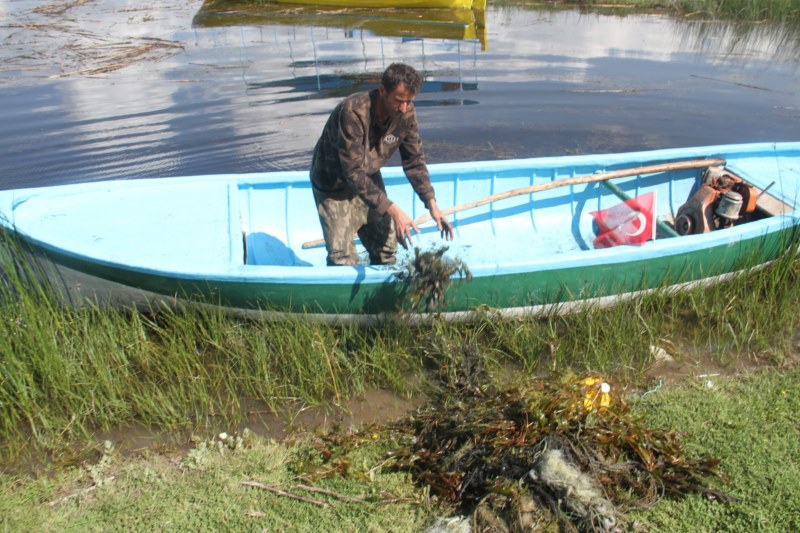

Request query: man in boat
[{"left": 310, "top": 62, "right": 454, "bottom": 266}]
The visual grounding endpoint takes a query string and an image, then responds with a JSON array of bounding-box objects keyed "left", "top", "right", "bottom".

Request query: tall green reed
[
  {"left": 662, "top": 229, "right": 800, "bottom": 362},
  {"left": 560, "top": 0, "right": 800, "bottom": 22},
  {"left": 674, "top": 0, "right": 800, "bottom": 21},
  {"left": 558, "top": 0, "right": 800, "bottom": 21},
  {"left": 0, "top": 230, "right": 422, "bottom": 459},
  {"left": 448, "top": 227, "right": 800, "bottom": 376}
]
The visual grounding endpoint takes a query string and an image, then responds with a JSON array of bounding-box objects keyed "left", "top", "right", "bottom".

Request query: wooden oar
[{"left": 301, "top": 158, "right": 725, "bottom": 249}]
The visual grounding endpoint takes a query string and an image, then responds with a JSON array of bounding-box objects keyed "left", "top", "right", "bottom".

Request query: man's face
[{"left": 380, "top": 82, "right": 416, "bottom": 117}]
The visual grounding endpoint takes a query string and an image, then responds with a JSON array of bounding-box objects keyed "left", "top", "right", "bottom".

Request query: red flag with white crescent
[{"left": 590, "top": 192, "right": 656, "bottom": 249}]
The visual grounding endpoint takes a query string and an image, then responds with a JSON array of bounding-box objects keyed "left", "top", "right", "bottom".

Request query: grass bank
[
  {"left": 631, "top": 367, "right": 800, "bottom": 531},
  {"left": 2, "top": 224, "right": 800, "bottom": 530},
  {"left": 544, "top": 0, "right": 800, "bottom": 21},
  {"left": 1, "top": 366, "right": 798, "bottom": 531},
  {"left": 2, "top": 225, "right": 800, "bottom": 462}
]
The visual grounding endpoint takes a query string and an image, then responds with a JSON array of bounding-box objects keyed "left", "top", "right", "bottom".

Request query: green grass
[
  {"left": 632, "top": 368, "right": 800, "bottom": 531},
  {"left": 1, "top": 367, "right": 799, "bottom": 532},
  {"left": 504, "top": 0, "right": 800, "bottom": 22},
  {"left": 0, "top": 431, "right": 429, "bottom": 532}
]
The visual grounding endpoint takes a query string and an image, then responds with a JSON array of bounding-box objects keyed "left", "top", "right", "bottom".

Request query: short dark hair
[{"left": 381, "top": 63, "right": 423, "bottom": 94}]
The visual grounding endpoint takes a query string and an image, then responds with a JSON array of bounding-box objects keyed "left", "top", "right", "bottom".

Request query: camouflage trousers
[{"left": 314, "top": 189, "right": 397, "bottom": 266}]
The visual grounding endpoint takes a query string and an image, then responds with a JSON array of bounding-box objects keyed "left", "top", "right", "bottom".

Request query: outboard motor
[{"left": 675, "top": 167, "right": 757, "bottom": 235}]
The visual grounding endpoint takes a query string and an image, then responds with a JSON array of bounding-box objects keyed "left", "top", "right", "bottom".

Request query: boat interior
[{"left": 237, "top": 158, "right": 795, "bottom": 269}]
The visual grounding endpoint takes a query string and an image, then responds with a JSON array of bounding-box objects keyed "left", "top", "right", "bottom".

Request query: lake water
[{"left": 1, "top": 0, "right": 798, "bottom": 192}]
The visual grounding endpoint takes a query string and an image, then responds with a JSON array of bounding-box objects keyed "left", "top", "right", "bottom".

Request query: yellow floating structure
[
  {"left": 265, "top": 0, "right": 485, "bottom": 9},
  {"left": 194, "top": 0, "right": 487, "bottom": 50}
]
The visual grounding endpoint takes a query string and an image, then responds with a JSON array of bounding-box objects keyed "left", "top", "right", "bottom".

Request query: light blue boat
[{"left": 1, "top": 142, "right": 798, "bottom": 321}]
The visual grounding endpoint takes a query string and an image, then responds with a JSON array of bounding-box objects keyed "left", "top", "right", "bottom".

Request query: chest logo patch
[{"left": 383, "top": 134, "right": 398, "bottom": 145}]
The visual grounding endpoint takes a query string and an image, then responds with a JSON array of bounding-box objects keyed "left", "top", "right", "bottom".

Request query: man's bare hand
[
  {"left": 386, "top": 203, "right": 419, "bottom": 249},
  {"left": 428, "top": 199, "right": 454, "bottom": 241}
]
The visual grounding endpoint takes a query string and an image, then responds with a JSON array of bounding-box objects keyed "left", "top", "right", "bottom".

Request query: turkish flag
[{"left": 591, "top": 192, "right": 656, "bottom": 249}]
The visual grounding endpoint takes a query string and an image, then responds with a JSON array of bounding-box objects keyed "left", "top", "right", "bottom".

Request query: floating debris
[{"left": 3, "top": 2, "right": 184, "bottom": 78}]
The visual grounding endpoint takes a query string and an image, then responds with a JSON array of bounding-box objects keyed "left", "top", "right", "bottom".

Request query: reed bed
[
  {"left": 674, "top": 0, "right": 800, "bottom": 20},
  {"left": 2, "top": 227, "right": 800, "bottom": 461},
  {"left": 563, "top": 0, "right": 800, "bottom": 21}
]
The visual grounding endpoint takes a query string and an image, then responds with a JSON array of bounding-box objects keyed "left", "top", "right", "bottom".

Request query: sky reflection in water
[{"left": 0, "top": 0, "right": 798, "bottom": 190}]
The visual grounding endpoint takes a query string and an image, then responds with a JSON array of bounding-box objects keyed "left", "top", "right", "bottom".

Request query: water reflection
[
  {"left": 209, "top": 21, "right": 482, "bottom": 111},
  {"left": 0, "top": 2, "right": 798, "bottom": 191},
  {"left": 193, "top": 0, "right": 488, "bottom": 50},
  {"left": 678, "top": 19, "right": 800, "bottom": 63},
  {"left": 245, "top": 70, "right": 477, "bottom": 104},
  {"left": 192, "top": 0, "right": 485, "bottom": 107}
]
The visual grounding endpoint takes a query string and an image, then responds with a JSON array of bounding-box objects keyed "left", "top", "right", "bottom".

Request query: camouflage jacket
[{"left": 310, "top": 89, "right": 435, "bottom": 215}]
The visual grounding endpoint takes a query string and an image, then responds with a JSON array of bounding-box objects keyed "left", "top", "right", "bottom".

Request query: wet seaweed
[
  {"left": 285, "top": 370, "right": 734, "bottom": 531},
  {"left": 387, "top": 373, "right": 733, "bottom": 531},
  {"left": 396, "top": 246, "right": 471, "bottom": 312}
]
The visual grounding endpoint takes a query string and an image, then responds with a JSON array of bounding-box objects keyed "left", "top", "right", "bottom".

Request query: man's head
[
  {"left": 381, "top": 63, "right": 423, "bottom": 94},
  {"left": 378, "top": 63, "right": 423, "bottom": 119}
]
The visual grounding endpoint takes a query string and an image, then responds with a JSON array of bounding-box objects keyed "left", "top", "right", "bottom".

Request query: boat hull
[
  {"left": 22, "top": 217, "right": 797, "bottom": 319},
  {"left": 2, "top": 142, "right": 799, "bottom": 321}
]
